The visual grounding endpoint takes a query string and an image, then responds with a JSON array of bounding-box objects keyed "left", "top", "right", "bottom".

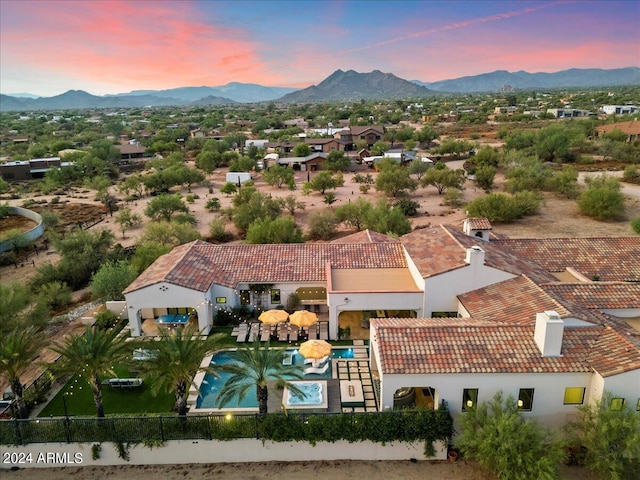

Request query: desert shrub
[
  {"left": 209, "top": 218, "right": 233, "bottom": 243},
  {"left": 205, "top": 197, "right": 221, "bottom": 211},
  {"left": 94, "top": 309, "right": 120, "bottom": 330},
  {"left": 622, "top": 165, "right": 640, "bottom": 184},
  {"left": 443, "top": 188, "right": 464, "bottom": 207},
  {"left": 474, "top": 165, "right": 496, "bottom": 191},
  {"left": 394, "top": 198, "right": 420, "bottom": 217},
  {"left": 631, "top": 217, "right": 640, "bottom": 234},
  {"left": 578, "top": 175, "right": 625, "bottom": 221},
  {"left": 306, "top": 210, "right": 338, "bottom": 241},
  {"left": 466, "top": 191, "right": 540, "bottom": 223},
  {"left": 36, "top": 281, "right": 73, "bottom": 313},
  {"left": 545, "top": 166, "right": 580, "bottom": 199}
]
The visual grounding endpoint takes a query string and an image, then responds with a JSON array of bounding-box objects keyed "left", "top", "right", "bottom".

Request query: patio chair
[
  {"left": 304, "top": 362, "right": 329, "bottom": 375},
  {"left": 289, "top": 325, "right": 299, "bottom": 342},
  {"left": 278, "top": 323, "right": 288, "bottom": 342},
  {"left": 260, "top": 325, "right": 271, "bottom": 342},
  {"left": 248, "top": 322, "right": 260, "bottom": 342}
]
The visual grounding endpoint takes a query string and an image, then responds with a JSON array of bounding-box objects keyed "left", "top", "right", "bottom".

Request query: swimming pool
[{"left": 194, "top": 348, "right": 357, "bottom": 411}]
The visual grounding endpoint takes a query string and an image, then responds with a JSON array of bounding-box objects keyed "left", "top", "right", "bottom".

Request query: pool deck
[{"left": 190, "top": 342, "right": 377, "bottom": 415}]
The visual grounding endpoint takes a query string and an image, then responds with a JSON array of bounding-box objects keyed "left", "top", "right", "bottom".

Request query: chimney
[
  {"left": 534, "top": 311, "right": 564, "bottom": 357},
  {"left": 465, "top": 246, "right": 485, "bottom": 267}
]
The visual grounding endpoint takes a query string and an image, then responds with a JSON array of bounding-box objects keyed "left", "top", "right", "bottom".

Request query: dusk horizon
[{"left": 1, "top": 0, "right": 639, "bottom": 97}]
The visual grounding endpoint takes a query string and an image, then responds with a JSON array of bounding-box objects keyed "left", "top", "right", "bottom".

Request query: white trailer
[{"left": 226, "top": 172, "right": 252, "bottom": 184}]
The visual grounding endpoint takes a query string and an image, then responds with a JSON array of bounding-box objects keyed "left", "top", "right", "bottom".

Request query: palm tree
[
  {"left": 0, "top": 326, "right": 45, "bottom": 418},
  {"left": 137, "top": 325, "right": 224, "bottom": 416},
  {"left": 217, "top": 341, "right": 305, "bottom": 415},
  {"left": 50, "top": 326, "right": 130, "bottom": 418}
]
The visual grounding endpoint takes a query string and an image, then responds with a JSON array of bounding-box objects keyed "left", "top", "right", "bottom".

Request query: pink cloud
[{"left": 1, "top": 0, "right": 282, "bottom": 91}]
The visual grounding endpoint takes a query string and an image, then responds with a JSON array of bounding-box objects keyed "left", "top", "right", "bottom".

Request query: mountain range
[{"left": 1, "top": 67, "right": 638, "bottom": 112}]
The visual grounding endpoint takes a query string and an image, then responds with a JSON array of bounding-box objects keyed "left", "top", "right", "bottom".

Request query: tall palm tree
[
  {"left": 217, "top": 341, "right": 305, "bottom": 415},
  {"left": 0, "top": 326, "right": 45, "bottom": 419},
  {"left": 137, "top": 325, "right": 224, "bottom": 416},
  {"left": 51, "top": 326, "right": 130, "bottom": 417}
]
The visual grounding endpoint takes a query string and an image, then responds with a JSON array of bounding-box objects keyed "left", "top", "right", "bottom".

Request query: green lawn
[{"left": 38, "top": 368, "right": 174, "bottom": 417}]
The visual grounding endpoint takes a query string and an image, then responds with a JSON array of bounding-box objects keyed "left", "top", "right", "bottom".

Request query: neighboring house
[
  {"left": 277, "top": 152, "right": 327, "bottom": 171},
  {"left": 600, "top": 105, "right": 639, "bottom": 115},
  {"left": 546, "top": 108, "right": 593, "bottom": 119},
  {"left": 123, "top": 219, "right": 640, "bottom": 427},
  {"left": 304, "top": 138, "right": 346, "bottom": 153},
  {"left": 0, "top": 157, "right": 72, "bottom": 180},
  {"left": 595, "top": 120, "right": 640, "bottom": 143},
  {"left": 115, "top": 144, "right": 147, "bottom": 162},
  {"left": 336, "top": 126, "right": 384, "bottom": 150}
]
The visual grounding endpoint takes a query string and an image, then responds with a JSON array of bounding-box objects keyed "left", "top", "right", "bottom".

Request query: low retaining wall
[
  {"left": 0, "top": 439, "right": 447, "bottom": 468},
  {"left": 0, "top": 206, "right": 44, "bottom": 253}
]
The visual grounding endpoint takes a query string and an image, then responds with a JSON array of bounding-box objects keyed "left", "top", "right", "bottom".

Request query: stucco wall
[{"left": 0, "top": 439, "right": 447, "bottom": 469}]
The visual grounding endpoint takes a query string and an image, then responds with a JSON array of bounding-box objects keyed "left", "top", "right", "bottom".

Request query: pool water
[
  {"left": 195, "top": 348, "right": 357, "bottom": 410},
  {"left": 286, "top": 382, "right": 323, "bottom": 406}
]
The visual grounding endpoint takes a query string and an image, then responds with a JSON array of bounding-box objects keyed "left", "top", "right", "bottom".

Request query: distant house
[
  {"left": 304, "top": 138, "right": 345, "bottom": 153},
  {"left": 115, "top": 144, "right": 147, "bottom": 161},
  {"left": 337, "top": 126, "right": 384, "bottom": 150},
  {"left": 546, "top": 108, "right": 593, "bottom": 119},
  {"left": 0, "top": 157, "right": 72, "bottom": 181},
  {"left": 600, "top": 104, "right": 639, "bottom": 115},
  {"left": 277, "top": 152, "right": 327, "bottom": 171},
  {"left": 595, "top": 119, "right": 640, "bottom": 143}
]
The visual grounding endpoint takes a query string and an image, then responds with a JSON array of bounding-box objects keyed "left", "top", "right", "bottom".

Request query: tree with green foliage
[
  {"left": 457, "top": 391, "right": 565, "bottom": 480},
  {"left": 415, "top": 125, "right": 439, "bottom": 146},
  {"left": 174, "top": 165, "right": 205, "bottom": 192},
  {"left": 375, "top": 159, "right": 418, "bottom": 197},
  {"left": 245, "top": 217, "right": 303, "bottom": 244},
  {"left": 546, "top": 166, "right": 580, "bottom": 199},
  {"left": 89, "top": 139, "right": 120, "bottom": 162},
  {"left": 195, "top": 150, "right": 221, "bottom": 173},
  {"left": 306, "top": 209, "right": 338, "bottom": 240},
  {"left": 370, "top": 141, "right": 390, "bottom": 156},
  {"left": 293, "top": 143, "right": 312, "bottom": 157},
  {"left": 137, "top": 326, "right": 224, "bottom": 416},
  {"left": 36, "top": 281, "right": 72, "bottom": 313},
  {"left": 474, "top": 165, "right": 496, "bottom": 191},
  {"left": 435, "top": 137, "right": 474, "bottom": 158},
  {"left": 324, "top": 150, "right": 350, "bottom": 171},
  {"left": 263, "top": 164, "right": 295, "bottom": 189},
  {"left": 90, "top": 260, "right": 139, "bottom": 301},
  {"left": 279, "top": 194, "right": 305, "bottom": 215},
  {"left": 118, "top": 174, "right": 145, "bottom": 199},
  {"left": 303, "top": 171, "right": 344, "bottom": 195},
  {"left": 564, "top": 392, "right": 640, "bottom": 480},
  {"left": 578, "top": 174, "right": 626, "bottom": 221},
  {"left": 502, "top": 154, "right": 553, "bottom": 193},
  {"left": 0, "top": 326, "right": 45, "bottom": 418},
  {"left": 51, "top": 326, "right": 131, "bottom": 417},
  {"left": 394, "top": 198, "right": 420, "bottom": 217},
  {"left": 231, "top": 187, "right": 281, "bottom": 233},
  {"left": 0, "top": 177, "right": 9, "bottom": 194},
  {"left": 217, "top": 341, "right": 305, "bottom": 415},
  {"left": 115, "top": 207, "right": 142, "bottom": 238},
  {"left": 421, "top": 164, "right": 466, "bottom": 195},
  {"left": 32, "top": 229, "right": 115, "bottom": 291},
  {"left": 228, "top": 156, "right": 257, "bottom": 173},
  {"left": 0, "top": 283, "right": 48, "bottom": 334},
  {"left": 363, "top": 199, "right": 412, "bottom": 236},
  {"left": 407, "top": 160, "right": 430, "bottom": 180},
  {"left": 335, "top": 198, "right": 372, "bottom": 232},
  {"left": 130, "top": 241, "right": 172, "bottom": 273},
  {"left": 145, "top": 194, "right": 190, "bottom": 222},
  {"left": 140, "top": 221, "right": 201, "bottom": 248}
]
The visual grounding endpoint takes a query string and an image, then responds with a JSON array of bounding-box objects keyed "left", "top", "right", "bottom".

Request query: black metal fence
[{"left": 0, "top": 409, "right": 453, "bottom": 447}]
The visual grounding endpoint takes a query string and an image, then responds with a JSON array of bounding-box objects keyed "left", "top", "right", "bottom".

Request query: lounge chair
[
  {"left": 304, "top": 362, "right": 329, "bottom": 375},
  {"left": 304, "top": 355, "right": 328, "bottom": 367},
  {"left": 248, "top": 322, "right": 260, "bottom": 342},
  {"left": 278, "top": 323, "right": 288, "bottom": 342},
  {"left": 236, "top": 323, "right": 248, "bottom": 343},
  {"left": 289, "top": 325, "right": 299, "bottom": 342},
  {"left": 260, "top": 325, "right": 270, "bottom": 342},
  {"left": 307, "top": 325, "right": 318, "bottom": 340},
  {"left": 282, "top": 352, "right": 293, "bottom": 366}
]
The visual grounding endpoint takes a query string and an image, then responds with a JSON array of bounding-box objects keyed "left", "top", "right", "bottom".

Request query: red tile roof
[
  {"left": 494, "top": 237, "right": 640, "bottom": 282},
  {"left": 371, "top": 318, "right": 640, "bottom": 377},
  {"left": 458, "top": 276, "right": 572, "bottom": 324},
  {"left": 542, "top": 283, "right": 640, "bottom": 310},
  {"left": 124, "top": 240, "right": 408, "bottom": 294},
  {"left": 466, "top": 217, "right": 492, "bottom": 230},
  {"left": 331, "top": 229, "right": 399, "bottom": 244}
]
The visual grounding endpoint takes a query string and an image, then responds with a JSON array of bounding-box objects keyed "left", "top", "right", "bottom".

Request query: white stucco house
[{"left": 123, "top": 219, "right": 640, "bottom": 427}]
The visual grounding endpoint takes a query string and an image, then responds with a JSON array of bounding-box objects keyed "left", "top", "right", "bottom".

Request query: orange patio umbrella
[
  {"left": 288, "top": 310, "right": 318, "bottom": 328},
  {"left": 258, "top": 309, "right": 289, "bottom": 325},
  {"left": 299, "top": 339, "right": 332, "bottom": 359}
]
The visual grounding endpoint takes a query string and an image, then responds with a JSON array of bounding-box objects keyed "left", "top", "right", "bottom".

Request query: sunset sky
[{"left": 1, "top": 0, "right": 638, "bottom": 97}]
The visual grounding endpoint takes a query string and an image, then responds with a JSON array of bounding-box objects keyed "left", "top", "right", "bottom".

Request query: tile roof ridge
[
  {"left": 440, "top": 224, "right": 466, "bottom": 250},
  {"left": 522, "top": 274, "right": 572, "bottom": 317}
]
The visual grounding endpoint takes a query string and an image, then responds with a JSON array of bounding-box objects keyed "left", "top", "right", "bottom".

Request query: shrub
[
  {"left": 36, "top": 281, "right": 73, "bottom": 313},
  {"left": 394, "top": 198, "right": 420, "bottom": 217},
  {"left": 578, "top": 175, "right": 625, "bottom": 221},
  {"left": 443, "top": 188, "right": 464, "bottom": 207},
  {"left": 94, "top": 309, "right": 120, "bottom": 330},
  {"left": 622, "top": 165, "right": 640, "bottom": 184},
  {"left": 466, "top": 191, "right": 540, "bottom": 223},
  {"left": 214, "top": 306, "right": 253, "bottom": 326},
  {"left": 205, "top": 198, "right": 221, "bottom": 211},
  {"left": 474, "top": 165, "right": 496, "bottom": 191},
  {"left": 209, "top": 218, "right": 232, "bottom": 243},
  {"left": 631, "top": 217, "right": 640, "bottom": 234},
  {"left": 306, "top": 210, "right": 338, "bottom": 241}
]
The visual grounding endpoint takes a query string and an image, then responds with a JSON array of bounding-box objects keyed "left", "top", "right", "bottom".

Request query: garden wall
[
  {"left": 0, "top": 206, "right": 44, "bottom": 253},
  {"left": 0, "top": 439, "right": 447, "bottom": 468}
]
